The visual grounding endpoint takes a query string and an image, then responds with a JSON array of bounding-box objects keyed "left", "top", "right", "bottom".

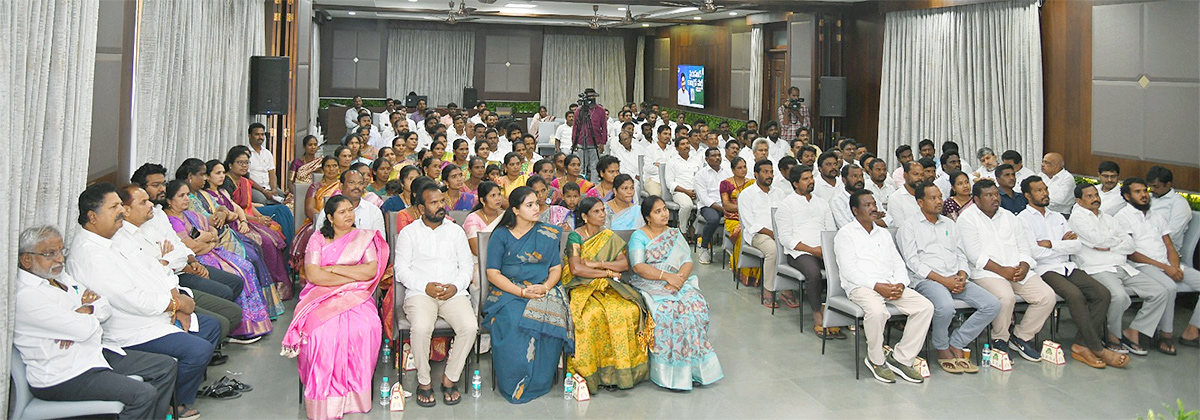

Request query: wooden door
[{"left": 764, "top": 53, "right": 787, "bottom": 123}]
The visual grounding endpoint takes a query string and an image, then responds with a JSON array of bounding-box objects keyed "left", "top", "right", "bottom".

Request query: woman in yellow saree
[
  {"left": 561, "top": 197, "right": 651, "bottom": 393},
  {"left": 719, "top": 157, "right": 761, "bottom": 287}
]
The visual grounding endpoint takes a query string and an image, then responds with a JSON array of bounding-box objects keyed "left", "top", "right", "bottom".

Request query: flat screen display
[{"left": 677, "top": 65, "right": 705, "bottom": 109}]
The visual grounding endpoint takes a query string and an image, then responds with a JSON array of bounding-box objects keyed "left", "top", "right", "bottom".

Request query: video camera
[
  {"left": 577, "top": 90, "right": 598, "bottom": 107},
  {"left": 786, "top": 97, "right": 805, "bottom": 111}
]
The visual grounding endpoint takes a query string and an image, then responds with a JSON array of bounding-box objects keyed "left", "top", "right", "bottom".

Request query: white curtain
[
  {"left": 748, "top": 26, "right": 765, "bottom": 123},
  {"left": 311, "top": 25, "right": 322, "bottom": 139},
  {"left": 541, "top": 34, "right": 627, "bottom": 117},
  {"left": 387, "top": 29, "right": 475, "bottom": 107},
  {"left": 133, "top": 0, "right": 266, "bottom": 171},
  {"left": 634, "top": 36, "right": 646, "bottom": 105},
  {"left": 877, "top": 0, "right": 1043, "bottom": 170},
  {"left": 0, "top": 0, "right": 100, "bottom": 412}
]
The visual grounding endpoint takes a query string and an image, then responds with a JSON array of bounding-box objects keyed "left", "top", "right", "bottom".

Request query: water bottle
[
  {"left": 379, "top": 377, "right": 391, "bottom": 406},
  {"left": 981, "top": 344, "right": 992, "bottom": 365},
  {"left": 471, "top": 370, "right": 482, "bottom": 398},
  {"left": 563, "top": 375, "right": 576, "bottom": 399},
  {"left": 381, "top": 339, "right": 392, "bottom": 366}
]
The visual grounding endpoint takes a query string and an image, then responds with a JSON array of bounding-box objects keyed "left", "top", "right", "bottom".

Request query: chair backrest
[
  {"left": 771, "top": 208, "right": 785, "bottom": 267},
  {"left": 10, "top": 345, "right": 32, "bottom": 419},
  {"left": 659, "top": 166, "right": 672, "bottom": 202},
  {"left": 312, "top": 172, "right": 323, "bottom": 184},
  {"left": 476, "top": 231, "right": 493, "bottom": 322},
  {"left": 614, "top": 229, "right": 634, "bottom": 243},
  {"left": 1182, "top": 211, "right": 1200, "bottom": 268},
  {"left": 821, "top": 231, "right": 845, "bottom": 299},
  {"left": 294, "top": 182, "right": 311, "bottom": 233},
  {"left": 537, "top": 121, "right": 561, "bottom": 147},
  {"left": 385, "top": 211, "right": 399, "bottom": 265},
  {"left": 393, "top": 280, "right": 408, "bottom": 340},
  {"left": 449, "top": 210, "right": 470, "bottom": 227}
]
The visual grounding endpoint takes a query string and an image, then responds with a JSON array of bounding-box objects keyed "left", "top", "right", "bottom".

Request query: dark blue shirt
[{"left": 1000, "top": 188, "right": 1027, "bottom": 214}]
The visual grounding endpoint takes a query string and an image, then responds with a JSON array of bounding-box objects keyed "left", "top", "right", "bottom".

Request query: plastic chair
[
  {"left": 769, "top": 208, "right": 804, "bottom": 316},
  {"left": 659, "top": 168, "right": 681, "bottom": 226},
  {"left": 475, "top": 232, "right": 496, "bottom": 390},
  {"left": 818, "top": 231, "right": 906, "bottom": 380},
  {"left": 449, "top": 210, "right": 470, "bottom": 227},
  {"left": 9, "top": 346, "right": 127, "bottom": 419},
  {"left": 392, "top": 279, "right": 478, "bottom": 384},
  {"left": 294, "top": 182, "right": 310, "bottom": 233},
  {"left": 1180, "top": 211, "right": 1200, "bottom": 271},
  {"left": 637, "top": 155, "right": 649, "bottom": 201}
]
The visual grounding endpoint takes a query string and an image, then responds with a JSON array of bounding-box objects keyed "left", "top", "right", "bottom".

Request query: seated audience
[
  {"left": 484, "top": 187, "right": 570, "bottom": 403},
  {"left": 776, "top": 165, "right": 840, "bottom": 336},
  {"left": 940, "top": 171, "right": 974, "bottom": 220},
  {"left": 890, "top": 145, "right": 914, "bottom": 189},
  {"left": 528, "top": 175, "right": 571, "bottom": 228},
  {"left": 1096, "top": 161, "right": 1126, "bottom": 216},
  {"left": 366, "top": 158, "right": 392, "bottom": 197},
  {"left": 739, "top": 159, "right": 790, "bottom": 307},
  {"left": 395, "top": 182, "right": 478, "bottom": 407},
  {"left": 315, "top": 169, "right": 385, "bottom": 235},
  {"left": 863, "top": 157, "right": 895, "bottom": 211},
  {"left": 1146, "top": 166, "right": 1193, "bottom": 251},
  {"left": 934, "top": 151, "right": 962, "bottom": 200},
  {"left": 464, "top": 181, "right": 504, "bottom": 256},
  {"left": 606, "top": 174, "right": 644, "bottom": 230},
  {"left": 246, "top": 122, "right": 288, "bottom": 204},
  {"left": 587, "top": 155, "right": 621, "bottom": 200},
  {"left": 812, "top": 151, "right": 842, "bottom": 201},
  {"left": 956, "top": 180, "right": 1055, "bottom": 361},
  {"left": 463, "top": 157, "right": 487, "bottom": 196},
  {"left": 996, "top": 163, "right": 1028, "bottom": 214},
  {"left": 694, "top": 147, "right": 732, "bottom": 264},
  {"left": 226, "top": 146, "right": 295, "bottom": 243},
  {"left": 553, "top": 154, "right": 594, "bottom": 195},
  {"left": 829, "top": 164, "right": 870, "bottom": 229},
  {"left": 1038, "top": 152, "right": 1074, "bottom": 216},
  {"left": 1115, "top": 178, "right": 1200, "bottom": 354},
  {"left": 385, "top": 166, "right": 421, "bottom": 211},
  {"left": 205, "top": 157, "right": 291, "bottom": 301},
  {"left": 69, "top": 183, "right": 219, "bottom": 419},
  {"left": 642, "top": 125, "right": 674, "bottom": 196},
  {"left": 1017, "top": 179, "right": 1127, "bottom": 368},
  {"left": 292, "top": 135, "right": 322, "bottom": 184},
  {"left": 1001, "top": 150, "right": 1036, "bottom": 192},
  {"left": 532, "top": 159, "right": 563, "bottom": 205},
  {"left": 721, "top": 157, "right": 761, "bottom": 286},
  {"left": 628, "top": 196, "right": 723, "bottom": 390},
  {"left": 665, "top": 137, "right": 701, "bottom": 235},
  {"left": 834, "top": 190, "right": 932, "bottom": 384},
  {"left": 562, "top": 197, "right": 651, "bottom": 392},
  {"left": 496, "top": 152, "right": 529, "bottom": 196},
  {"left": 973, "top": 147, "right": 998, "bottom": 182},
  {"left": 887, "top": 161, "right": 925, "bottom": 227},
  {"left": 16, "top": 225, "right": 178, "bottom": 420},
  {"left": 441, "top": 165, "right": 477, "bottom": 212},
  {"left": 283, "top": 195, "right": 388, "bottom": 419}
]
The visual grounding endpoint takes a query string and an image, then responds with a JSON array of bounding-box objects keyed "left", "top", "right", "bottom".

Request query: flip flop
[
  {"left": 813, "top": 326, "right": 829, "bottom": 339},
  {"left": 956, "top": 358, "right": 979, "bottom": 374},
  {"left": 216, "top": 376, "right": 253, "bottom": 392},
  {"left": 1156, "top": 335, "right": 1177, "bottom": 356},
  {"left": 197, "top": 383, "right": 241, "bottom": 400},
  {"left": 1180, "top": 337, "right": 1200, "bottom": 348},
  {"left": 441, "top": 382, "right": 462, "bottom": 406},
  {"left": 938, "top": 358, "right": 963, "bottom": 374},
  {"left": 415, "top": 386, "right": 436, "bottom": 407},
  {"left": 780, "top": 292, "right": 801, "bottom": 308}
]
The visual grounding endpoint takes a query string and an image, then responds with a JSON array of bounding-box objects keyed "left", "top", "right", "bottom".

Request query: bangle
[
  {"left": 658, "top": 270, "right": 663, "bottom": 280},
  {"left": 519, "top": 288, "right": 526, "bottom": 298}
]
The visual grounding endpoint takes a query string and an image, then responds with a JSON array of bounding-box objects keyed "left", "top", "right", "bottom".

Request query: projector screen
[{"left": 677, "top": 65, "right": 705, "bottom": 109}]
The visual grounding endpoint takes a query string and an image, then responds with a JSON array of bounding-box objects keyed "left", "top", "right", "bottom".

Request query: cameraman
[
  {"left": 777, "top": 86, "right": 811, "bottom": 145},
  {"left": 571, "top": 88, "right": 608, "bottom": 181}
]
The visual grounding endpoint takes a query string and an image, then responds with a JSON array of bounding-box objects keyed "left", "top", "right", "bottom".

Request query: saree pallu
[
  {"left": 283, "top": 229, "right": 387, "bottom": 420},
  {"left": 497, "top": 174, "right": 528, "bottom": 197},
  {"left": 720, "top": 179, "right": 760, "bottom": 285},
  {"left": 537, "top": 205, "right": 573, "bottom": 229},
  {"left": 605, "top": 202, "right": 644, "bottom": 230},
  {"left": 627, "top": 228, "right": 723, "bottom": 391},
  {"left": 585, "top": 186, "right": 615, "bottom": 202},
  {"left": 552, "top": 178, "right": 594, "bottom": 195},
  {"left": 446, "top": 191, "right": 476, "bottom": 212},
  {"left": 562, "top": 230, "right": 650, "bottom": 392},
  {"left": 293, "top": 158, "right": 322, "bottom": 184},
  {"left": 170, "top": 211, "right": 272, "bottom": 339},
  {"left": 190, "top": 192, "right": 283, "bottom": 315},
  {"left": 209, "top": 187, "right": 293, "bottom": 300},
  {"left": 230, "top": 176, "right": 295, "bottom": 245},
  {"left": 291, "top": 181, "right": 341, "bottom": 285},
  {"left": 484, "top": 223, "right": 572, "bottom": 404}
]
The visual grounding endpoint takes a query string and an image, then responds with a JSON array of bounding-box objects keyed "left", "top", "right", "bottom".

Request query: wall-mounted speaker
[
  {"left": 819, "top": 76, "right": 847, "bottom": 118},
  {"left": 249, "top": 56, "right": 289, "bottom": 115}
]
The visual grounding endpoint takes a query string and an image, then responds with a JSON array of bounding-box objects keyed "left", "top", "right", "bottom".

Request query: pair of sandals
[
  {"left": 937, "top": 357, "right": 979, "bottom": 374},
  {"left": 415, "top": 382, "right": 461, "bottom": 407},
  {"left": 197, "top": 376, "right": 253, "bottom": 399},
  {"left": 813, "top": 326, "right": 846, "bottom": 340},
  {"left": 1070, "top": 344, "right": 1129, "bottom": 369}
]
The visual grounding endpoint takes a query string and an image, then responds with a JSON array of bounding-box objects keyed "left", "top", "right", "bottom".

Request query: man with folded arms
[
  {"left": 776, "top": 165, "right": 839, "bottom": 336},
  {"left": 1021, "top": 179, "right": 1127, "bottom": 368},
  {"left": 956, "top": 180, "right": 1056, "bottom": 362},
  {"left": 16, "top": 225, "right": 178, "bottom": 420},
  {"left": 835, "top": 189, "right": 932, "bottom": 384},
  {"left": 887, "top": 161, "right": 926, "bottom": 228},
  {"left": 897, "top": 181, "right": 999, "bottom": 374},
  {"left": 395, "top": 182, "right": 478, "bottom": 406},
  {"left": 693, "top": 147, "right": 732, "bottom": 264},
  {"left": 1115, "top": 177, "right": 1200, "bottom": 354}
]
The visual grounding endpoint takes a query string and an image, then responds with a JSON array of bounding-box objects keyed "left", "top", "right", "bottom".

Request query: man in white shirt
[
  {"left": 888, "top": 161, "right": 926, "bottom": 228},
  {"left": 760, "top": 121, "right": 788, "bottom": 163},
  {"left": 1115, "top": 178, "right": 1200, "bottom": 353},
  {"left": 813, "top": 151, "right": 843, "bottom": 201},
  {"left": 738, "top": 159, "right": 790, "bottom": 307},
  {"left": 834, "top": 189, "right": 933, "bottom": 383},
  {"left": 665, "top": 137, "right": 701, "bottom": 235},
  {"left": 897, "top": 182, "right": 1000, "bottom": 372},
  {"left": 934, "top": 151, "right": 963, "bottom": 200},
  {"left": 642, "top": 125, "right": 674, "bottom": 197},
  {"left": 956, "top": 179, "right": 1056, "bottom": 361},
  {"left": 863, "top": 157, "right": 895, "bottom": 212},
  {"left": 738, "top": 137, "right": 766, "bottom": 170},
  {"left": 1147, "top": 166, "right": 1193, "bottom": 252},
  {"left": 16, "top": 225, "right": 177, "bottom": 420},
  {"left": 343, "top": 95, "right": 370, "bottom": 129},
  {"left": 1096, "top": 161, "right": 1126, "bottom": 216},
  {"left": 349, "top": 113, "right": 385, "bottom": 151},
  {"left": 313, "top": 170, "right": 385, "bottom": 234},
  {"left": 1069, "top": 182, "right": 1169, "bottom": 357},
  {"left": 69, "top": 183, "right": 219, "bottom": 418},
  {"left": 693, "top": 147, "right": 732, "bottom": 264},
  {"left": 891, "top": 145, "right": 914, "bottom": 190},
  {"left": 830, "top": 164, "right": 877, "bottom": 229},
  {"left": 838, "top": 140, "right": 858, "bottom": 169},
  {"left": 394, "top": 183, "right": 478, "bottom": 405},
  {"left": 1038, "top": 152, "right": 1075, "bottom": 216},
  {"left": 777, "top": 165, "right": 836, "bottom": 331},
  {"left": 247, "top": 122, "right": 286, "bottom": 204},
  {"left": 1020, "top": 179, "right": 1132, "bottom": 367},
  {"left": 609, "top": 132, "right": 642, "bottom": 178},
  {"left": 554, "top": 111, "right": 575, "bottom": 154},
  {"left": 374, "top": 98, "right": 398, "bottom": 132},
  {"left": 1001, "top": 150, "right": 1036, "bottom": 193}
]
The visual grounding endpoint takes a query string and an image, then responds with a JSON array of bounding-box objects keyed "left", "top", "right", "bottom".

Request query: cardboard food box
[
  {"left": 989, "top": 349, "right": 1013, "bottom": 371},
  {"left": 1041, "top": 340, "right": 1065, "bottom": 365},
  {"left": 388, "top": 382, "right": 405, "bottom": 411}
]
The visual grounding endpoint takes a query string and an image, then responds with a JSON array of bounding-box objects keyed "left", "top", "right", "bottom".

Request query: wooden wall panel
[
  {"left": 645, "top": 20, "right": 751, "bottom": 120},
  {"left": 1041, "top": 0, "right": 1199, "bottom": 191},
  {"left": 841, "top": 4, "right": 885, "bottom": 154}
]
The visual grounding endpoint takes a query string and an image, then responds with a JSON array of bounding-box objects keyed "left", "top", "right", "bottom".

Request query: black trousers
[
  {"left": 178, "top": 264, "right": 244, "bottom": 302},
  {"left": 30, "top": 349, "right": 177, "bottom": 419},
  {"left": 786, "top": 253, "right": 825, "bottom": 308},
  {"left": 193, "top": 289, "right": 243, "bottom": 341},
  {"left": 1041, "top": 269, "right": 1111, "bottom": 352},
  {"left": 698, "top": 207, "right": 723, "bottom": 250}
]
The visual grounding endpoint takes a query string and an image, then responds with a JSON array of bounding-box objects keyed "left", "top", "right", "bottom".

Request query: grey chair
[
  {"left": 637, "top": 155, "right": 649, "bottom": 200},
  {"left": 449, "top": 210, "right": 470, "bottom": 227},
  {"left": 768, "top": 207, "right": 804, "bottom": 316},
  {"left": 9, "top": 346, "right": 129, "bottom": 419},
  {"left": 819, "top": 231, "right": 907, "bottom": 380},
  {"left": 658, "top": 168, "right": 681, "bottom": 226},
  {"left": 294, "top": 182, "right": 311, "bottom": 233},
  {"left": 1180, "top": 211, "right": 1200, "bottom": 271},
  {"left": 391, "top": 278, "right": 478, "bottom": 384},
  {"left": 475, "top": 232, "right": 496, "bottom": 389},
  {"left": 384, "top": 211, "right": 399, "bottom": 265}
]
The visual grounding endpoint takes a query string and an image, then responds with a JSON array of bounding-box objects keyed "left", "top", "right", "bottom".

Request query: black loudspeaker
[
  {"left": 819, "top": 76, "right": 847, "bottom": 118},
  {"left": 463, "top": 87, "right": 478, "bottom": 108},
  {"left": 249, "top": 56, "right": 289, "bottom": 115}
]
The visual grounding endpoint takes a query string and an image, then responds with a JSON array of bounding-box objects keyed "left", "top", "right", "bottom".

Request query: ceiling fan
[
  {"left": 443, "top": 3, "right": 478, "bottom": 24},
  {"left": 662, "top": 0, "right": 750, "bottom": 13},
  {"left": 450, "top": 0, "right": 476, "bottom": 17}
]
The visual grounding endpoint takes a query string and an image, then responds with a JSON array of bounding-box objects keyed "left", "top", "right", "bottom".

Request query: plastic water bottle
[
  {"left": 563, "top": 375, "right": 576, "bottom": 399},
  {"left": 981, "top": 344, "right": 992, "bottom": 365},
  {"left": 471, "top": 370, "right": 482, "bottom": 398},
  {"left": 381, "top": 339, "right": 391, "bottom": 366},
  {"left": 379, "top": 377, "right": 391, "bottom": 406}
]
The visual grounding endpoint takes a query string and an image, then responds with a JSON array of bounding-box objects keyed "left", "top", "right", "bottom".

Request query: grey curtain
[
  {"left": 0, "top": 0, "right": 100, "bottom": 413},
  {"left": 540, "top": 34, "right": 627, "bottom": 116},
  {"left": 386, "top": 29, "right": 475, "bottom": 107},
  {"left": 877, "top": 0, "right": 1043, "bottom": 170},
  {"left": 311, "top": 25, "right": 322, "bottom": 138},
  {"left": 748, "top": 26, "right": 765, "bottom": 123},
  {"left": 133, "top": 0, "right": 266, "bottom": 170},
  {"left": 634, "top": 36, "right": 646, "bottom": 105}
]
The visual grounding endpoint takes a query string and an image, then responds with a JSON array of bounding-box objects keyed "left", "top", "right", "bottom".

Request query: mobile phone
[{"left": 189, "top": 227, "right": 201, "bottom": 239}]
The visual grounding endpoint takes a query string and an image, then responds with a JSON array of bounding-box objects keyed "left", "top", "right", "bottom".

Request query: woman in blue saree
[
  {"left": 604, "top": 174, "right": 644, "bottom": 230},
  {"left": 484, "top": 186, "right": 572, "bottom": 404},
  {"left": 627, "top": 196, "right": 723, "bottom": 391}
]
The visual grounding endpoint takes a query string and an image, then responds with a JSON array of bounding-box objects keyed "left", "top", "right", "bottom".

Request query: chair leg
[
  {"left": 854, "top": 318, "right": 862, "bottom": 380},
  {"left": 821, "top": 322, "right": 828, "bottom": 355},
  {"left": 769, "top": 291, "right": 776, "bottom": 314},
  {"left": 798, "top": 285, "right": 805, "bottom": 332}
]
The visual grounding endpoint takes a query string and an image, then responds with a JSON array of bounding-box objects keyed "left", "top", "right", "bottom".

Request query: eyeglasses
[
  {"left": 23, "top": 248, "right": 69, "bottom": 258},
  {"left": 234, "top": 159, "right": 250, "bottom": 166}
]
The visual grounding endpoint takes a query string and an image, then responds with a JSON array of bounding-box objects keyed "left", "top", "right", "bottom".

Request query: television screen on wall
[{"left": 677, "top": 65, "right": 705, "bottom": 109}]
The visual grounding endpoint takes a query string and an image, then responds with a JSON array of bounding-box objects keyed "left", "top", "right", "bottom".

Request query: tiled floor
[{"left": 196, "top": 255, "right": 1200, "bottom": 419}]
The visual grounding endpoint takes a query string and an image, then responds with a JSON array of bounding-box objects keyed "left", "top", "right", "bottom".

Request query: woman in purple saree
[{"left": 283, "top": 195, "right": 389, "bottom": 420}]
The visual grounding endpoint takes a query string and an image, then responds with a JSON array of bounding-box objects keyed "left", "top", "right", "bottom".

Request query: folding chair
[
  {"left": 768, "top": 207, "right": 804, "bottom": 316},
  {"left": 818, "top": 231, "right": 907, "bottom": 380},
  {"left": 10, "top": 345, "right": 131, "bottom": 419}
]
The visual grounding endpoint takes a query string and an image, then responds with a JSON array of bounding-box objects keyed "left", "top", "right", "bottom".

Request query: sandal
[
  {"left": 937, "top": 358, "right": 963, "bottom": 374},
  {"left": 415, "top": 385, "right": 436, "bottom": 407},
  {"left": 1098, "top": 349, "right": 1129, "bottom": 368},
  {"left": 762, "top": 292, "right": 778, "bottom": 308},
  {"left": 197, "top": 382, "right": 241, "bottom": 400},
  {"left": 441, "top": 382, "right": 461, "bottom": 406},
  {"left": 829, "top": 327, "right": 847, "bottom": 340},
  {"left": 780, "top": 292, "right": 800, "bottom": 309},
  {"left": 1069, "top": 344, "right": 1106, "bottom": 369},
  {"left": 1119, "top": 336, "right": 1148, "bottom": 356},
  {"left": 1156, "top": 335, "right": 1177, "bottom": 356},
  {"left": 813, "top": 326, "right": 829, "bottom": 339},
  {"left": 1180, "top": 336, "right": 1200, "bottom": 348},
  {"left": 175, "top": 406, "right": 200, "bottom": 420},
  {"left": 956, "top": 358, "right": 979, "bottom": 374},
  {"left": 216, "top": 376, "right": 253, "bottom": 392}
]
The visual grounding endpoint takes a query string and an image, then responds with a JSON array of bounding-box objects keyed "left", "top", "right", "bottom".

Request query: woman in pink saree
[{"left": 282, "top": 195, "right": 389, "bottom": 420}]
